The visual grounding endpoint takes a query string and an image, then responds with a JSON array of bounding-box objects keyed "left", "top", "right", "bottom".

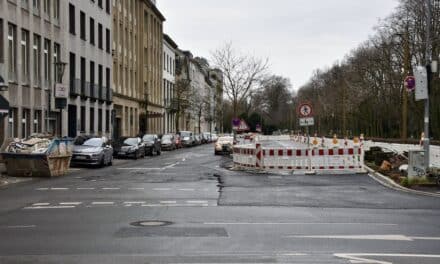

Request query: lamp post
[{"left": 54, "top": 61, "right": 67, "bottom": 138}]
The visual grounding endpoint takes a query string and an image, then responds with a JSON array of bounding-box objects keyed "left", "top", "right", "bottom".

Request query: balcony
[
  {"left": 99, "top": 86, "right": 107, "bottom": 102},
  {"left": 80, "top": 82, "right": 90, "bottom": 99},
  {"left": 89, "top": 83, "right": 99, "bottom": 101},
  {"left": 70, "top": 79, "right": 81, "bottom": 97},
  {"left": 106, "top": 88, "right": 113, "bottom": 104}
]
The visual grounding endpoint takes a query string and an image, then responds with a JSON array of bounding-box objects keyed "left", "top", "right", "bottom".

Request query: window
[
  {"left": 105, "top": 28, "right": 110, "bottom": 53},
  {"left": 34, "top": 110, "right": 42, "bottom": 133},
  {"left": 69, "top": 52, "right": 76, "bottom": 93},
  {"left": 98, "top": 0, "right": 102, "bottom": 9},
  {"left": 98, "top": 23, "right": 103, "bottom": 49},
  {"left": 69, "top": 4, "right": 75, "bottom": 35},
  {"left": 53, "top": 43, "right": 60, "bottom": 81},
  {"left": 105, "top": 68, "right": 110, "bottom": 97},
  {"left": 21, "top": 30, "right": 30, "bottom": 83},
  {"left": 8, "top": 23, "right": 17, "bottom": 81},
  {"left": 33, "top": 0, "right": 40, "bottom": 12},
  {"left": 98, "top": 109, "right": 102, "bottom": 132},
  {"left": 0, "top": 19, "right": 4, "bottom": 63},
  {"left": 80, "top": 57, "right": 86, "bottom": 94},
  {"left": 90, "top": 107, "right": 95, "bottom": 132},
  {"left": 43, "top": 39, "right": 51, "bottom": 86},
  {"left": 105, "top": 0, "right": 110, "bottom": 14},
  {"left": 90, "top": 18, "right": 95, "bottom": 45},
  {"left": 33, "top": 34, "right": 41, "bottom": 86},
  {"left": 90, "top": 61, "right": 95, "bottom": 95},
  {"left": 80, "top": 106, "right": 85, "bottom": 132},
  {"left": 105, "top": 109, "right": 110, "bottom": 132},
  {"left": 98, "top": 64, "right": 103, "bottom": 97},
  {"left": 43, "top": 0, "right": 50, "bottom": 15},
  {"left": 80, "top": 11, "right": 86, "bottom": 40},
  {"left": 53, "top": 0, "right": 60, "bottom": 21}
]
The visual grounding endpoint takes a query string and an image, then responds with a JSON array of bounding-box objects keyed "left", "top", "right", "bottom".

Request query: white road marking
[
  {"left": 409, "top": 236, "right": 440, "bottom": 240},
  {"left": 204, "top": 222, "right": 397, "bottom": 226},
  {"left": 164, "top": 162, "right": 179, "bottom": 169},
  {"left": 182, "top": 158, "right": 186, "bottom": 161},
  {"left": 128, "top": 187, "right": 145, "bottom": 190},
  {"left": 178, "top": 188, "right": 195, "bottom": 191},
  {"left": 118, "top": 168, "right": 162, "bottom": 170},
  {"left": 123, "top": 201, "right": 146, "bottom": 204},
  {"left": 334, "top": 253, "right": 440, "bottom": 264},
  {"left": 288, "top": 235, "right": 412, "bottom": 241},
  {"left": 2, "top": 225, "right": 36, "bottom": 229},
  {"left": 77, "top": 187, "right": 95, "bottom": 190},
  {"left": 32, "top": 203, "right": 50, "bottom": 206},
  {"left": 102, "top": 187, "right": 120, "bottom": 190},
  {"left": 160, "top": 201, "right": 177, "bottom": 204},
  {"left": 59, "top": 202, "right": 82, "bottom": 206},
  {"left": 24, "top": 206, "right": 75, "bottom": 209},
  {"left": 187, "top": 200, "right": 209, "bottom": 204},
  {"left": 50, "top": 188, "right": 69, "bottom": 190},
  {"left": 36, "top": 188, "right": 49, "bottom": 191},
  {"left": 91, "top": 202, "right": 114, "bottom": 205},
  {"left": 279, "top": 253, "right": 308, "bottom": 256},
  {"left": 154, "top": 188, "right": 171, "bottom": 191}
]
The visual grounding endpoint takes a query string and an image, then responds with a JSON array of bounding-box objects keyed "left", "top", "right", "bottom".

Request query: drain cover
[{"left": 130, "top": 220, "right": 172, "bottom": 227}]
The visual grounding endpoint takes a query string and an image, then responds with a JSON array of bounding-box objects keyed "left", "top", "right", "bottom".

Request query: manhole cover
[{"left": 130, "top": 220, "right": 172, "bottom": 227}]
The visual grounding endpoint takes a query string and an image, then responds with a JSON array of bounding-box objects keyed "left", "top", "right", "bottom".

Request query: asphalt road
[{"left": 0, "top": 144, "right": 440, "bottom": 263}]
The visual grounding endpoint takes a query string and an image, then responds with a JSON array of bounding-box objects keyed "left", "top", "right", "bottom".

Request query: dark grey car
[
  {"left": 114, "top": 137, "right": 146, "bottom": 159},
  {"left": 71, "top": 137, "right": 113, "bottom": 167},
  {"left": 142, "top": 134, "right": 161, "bottom": 156},
  {"left": 161, "top": 134, "right": 176, "bottom": 150}
]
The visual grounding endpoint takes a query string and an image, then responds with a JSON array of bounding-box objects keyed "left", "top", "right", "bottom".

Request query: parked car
[
  {"left": 142, "top": 134, "right": 161, "bottom": 155},
  {"left": 194, "top": 134, "right": 202, "bottom": 145},
  {"left": 202, "top": 132, "right": 211, "bottom": 143},
  {"left": 211, "top": 133, "right": 218, "bottom": 142},
  {"left": 174, "top": 134, "right": 182, "bottom": 149},
  {"left": 161, "top": 134, "right": 176, "bottom": 150},
  {"left": 214, "top": 136, "right": 234, "bottom": 155},
  {"left": 72, "top": 136, "right": 113, "bottom": 167},
  {"left": 180, "top": 131, "right": 194, "bottom": 147},
  {"left": 113, "top": 137, "right": 145, "bottom": 159}
]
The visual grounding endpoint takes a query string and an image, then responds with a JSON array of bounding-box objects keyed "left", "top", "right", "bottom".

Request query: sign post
[{"left": 297, "top": 102, "right": 314, "bottom": 146}]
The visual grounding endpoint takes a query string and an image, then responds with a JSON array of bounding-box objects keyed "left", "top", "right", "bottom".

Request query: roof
[
  {"left": 144, "top": 0, "right": 166, "bottom": 22},
  {"left": 164, "top": 34, "right": 178, "bottom": 49}
]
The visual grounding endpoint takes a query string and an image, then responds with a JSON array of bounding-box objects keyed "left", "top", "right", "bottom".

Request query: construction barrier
[{"left": 233, "top": 144, "right": 364, "bottom": 173}]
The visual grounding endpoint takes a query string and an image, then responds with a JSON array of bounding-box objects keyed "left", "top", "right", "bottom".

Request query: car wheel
[
  {"left": 99, "top": 157, "right": 105, "bottom": 168},
  {"left": 134, "top": 150, "right": 139, "bottom": 160},
  {"left": 108, "top": 156, "right": 113, "bottom": 166}
]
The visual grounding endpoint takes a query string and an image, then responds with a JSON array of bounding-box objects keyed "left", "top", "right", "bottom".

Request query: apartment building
[
  {"left": 112, "top": 0, "right": 164, "bottom": 138},
  {"left": 0, "top": 0, "right": 65, "bottom": 141},
  {"left": 163, "top": 34, "right": 177, "bottom": 134},
  {"left": 66, "top": 0, "right": 113, "bottom": 139}
]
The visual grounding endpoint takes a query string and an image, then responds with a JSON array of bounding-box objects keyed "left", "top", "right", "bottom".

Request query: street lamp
[{"left": 54, "top": 61, "right": 68, "bottom": 137}]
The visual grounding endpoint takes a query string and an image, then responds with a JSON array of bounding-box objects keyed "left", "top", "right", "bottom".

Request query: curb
[{"left": 365, "top": 166, "right": 440, "bottom": 198}]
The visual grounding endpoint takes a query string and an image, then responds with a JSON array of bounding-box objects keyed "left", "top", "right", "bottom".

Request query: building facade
[
  {"left": 162, "top": 34, "right": 177, "bottom": 134},
  {"left": 0, "top": 0, "right": 65, "bottom": 141},
  {"left": 66, "top": 0, "right": 113, "bottom": 139},
  {"left": 112, "top": 0, "right": 164, "bottom": 138}
]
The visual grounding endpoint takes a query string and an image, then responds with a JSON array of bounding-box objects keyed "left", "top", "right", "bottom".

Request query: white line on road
[
  {"left": 178, "top": 188, "right": 195, "bottom": 191},
  {"left": 117, "top": 168, "right": 162, "bottom": 170},
  {"left": 50, "top": 188, "right": 69, "bottom": 190},
  {"left": 59, "top": 202, "right": 82, "bottom": 206},
  {"left": 128, "top": 187, "right": 145, "bottom": 190},
  {"left": 36, "top": 188, "right": 49, "bottom": 191},
  {"left": 279, "top": 253, "right": 308, "bottom": 256},
  {"left": 160, "top": 201, "right": 177, "bottom": 204},
  {"left": 123, "top": 201, "right": 146, "bottom": 204},
  {"left": 24, "top": 206, "right": 75, "bottom": 209},
  {"left": 187, "top": 200, "right": 209, "bottom": 204},
  {"left": 335, "top": 253, "right": 440, "bottom": 264},
  {"left": 102, "top": 187, "right": 120, "bottom": 190},
  {"left": 32, "top": 203, "right": 50, "bottom": 206},
  {"left": 91, "top": 202, "right": 114, "bottom": 205},
  {"left": 288, "top": 235, "right": 412, "bottom": 241},
  {"left": 2, "top": 225, "right": 36, "bottom": 229},
  {"left": 204, "top": 222, "right": 398, "bottom": 226},
  {"left": 77, "top": 187, "right": 95, "bottom": 190}
]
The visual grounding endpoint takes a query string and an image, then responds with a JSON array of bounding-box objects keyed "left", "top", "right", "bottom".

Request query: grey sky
[{"left": 158, "top": 0, "right": 399, "bottom": 90}]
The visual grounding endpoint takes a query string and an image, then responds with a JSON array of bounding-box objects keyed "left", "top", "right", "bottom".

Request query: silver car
[{"left": 71, "top": 137, "right": 113, "bottom": 167}]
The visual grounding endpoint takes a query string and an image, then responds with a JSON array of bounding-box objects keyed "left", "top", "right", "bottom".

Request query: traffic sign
[
  {"left": 404, "top": 76, "right": 415, "bottom": 91},
  {"left": 414, "top": 66, "right": 428, "bottom": 101},
  {"left": 298, "top": 103, "right": 313, "bottom": 118},
  {"left": 299, "top": 117, "right": 314, "bottom": 127}
]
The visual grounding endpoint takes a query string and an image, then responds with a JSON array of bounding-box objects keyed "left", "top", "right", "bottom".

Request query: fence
[{"left": 233, "top": 142, "right": 364, "bottom": 173}]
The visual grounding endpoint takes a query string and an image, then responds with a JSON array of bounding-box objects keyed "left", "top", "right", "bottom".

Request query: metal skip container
[{"left": 2, "top": 138, "right": 73, "bottom": 178}]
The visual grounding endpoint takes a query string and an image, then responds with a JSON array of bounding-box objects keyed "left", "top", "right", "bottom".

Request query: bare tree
[{"left": 211, "top": 42, "right": 268, "bottom": 117}]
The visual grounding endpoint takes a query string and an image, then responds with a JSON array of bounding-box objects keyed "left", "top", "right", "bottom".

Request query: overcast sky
[{"left": 157, "top": 0, "right": 399, "bottom": 90}]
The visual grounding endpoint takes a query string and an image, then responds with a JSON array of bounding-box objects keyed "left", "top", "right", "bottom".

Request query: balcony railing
[
  {"left": 106, "top": 88, "right": 113, "bottom": 103},
  {"left": 70, "top": 79, "right": 81, "bottom": 96}
]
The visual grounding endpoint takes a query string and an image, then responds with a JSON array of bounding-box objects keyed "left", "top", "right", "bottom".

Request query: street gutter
[{"left": 365, "top": 166, "right": 440, "bottom": 198}]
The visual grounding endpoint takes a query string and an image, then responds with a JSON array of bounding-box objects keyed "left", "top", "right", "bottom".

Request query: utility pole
[
  {"left": 423, "top": 0, "right": 431, "bottom": 170},
  {"left": 402, "top": 25, "right": 410, "bottom": 140}
]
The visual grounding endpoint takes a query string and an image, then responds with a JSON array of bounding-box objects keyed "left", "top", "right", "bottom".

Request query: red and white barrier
[{"left": 233, "top": 144, "right": 364, "bottom": 173}]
